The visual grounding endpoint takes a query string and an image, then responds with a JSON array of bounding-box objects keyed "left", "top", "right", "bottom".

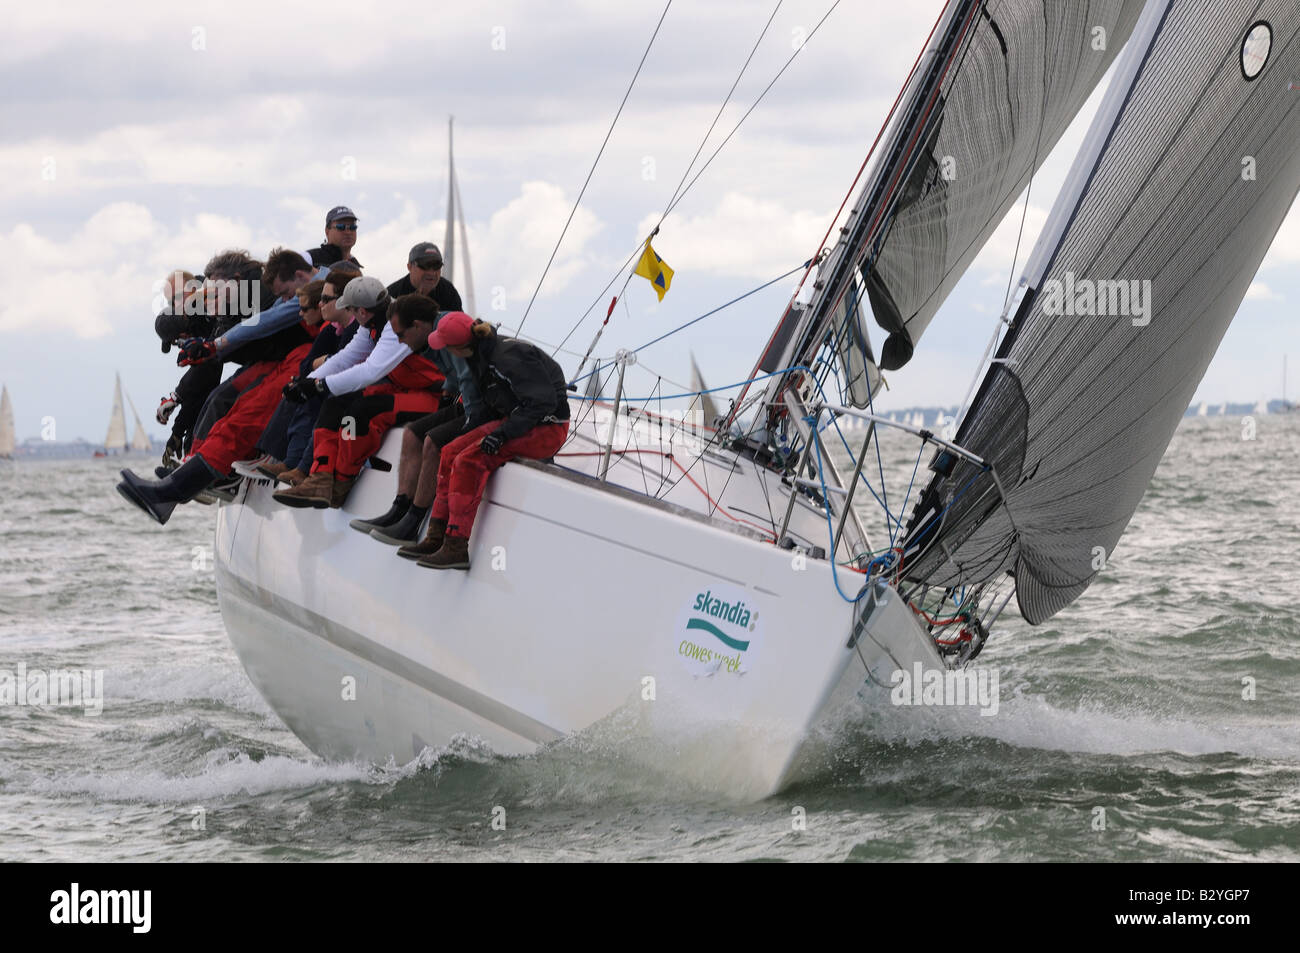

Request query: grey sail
[
  {"left": 0, "top": 385, "right": 14, "bottom": 458},
  {"left": 902, "top": 0, "right": 1300, "bottom": 624},
  {"left": 104, "top": 373, "right": 127, "bottom": 451},
  {"left": 756, "top": 0, "right": 1144, "bottom": 410}
]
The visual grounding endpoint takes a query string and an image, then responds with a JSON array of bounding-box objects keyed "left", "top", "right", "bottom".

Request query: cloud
[
  {"left": 637, "top": 192, "right": 829, "bottom": 281},
  {"left": 1245, "top": 281, "right": 1282, "bottom": 302}
]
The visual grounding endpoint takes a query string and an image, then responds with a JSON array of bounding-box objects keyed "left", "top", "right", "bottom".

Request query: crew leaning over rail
[
  {"left": 273, "top": 280, "right": 445, "bottom": 510},
  {"left": 116, "top": 249, "right": 328, "bottom": 524},
  {"left": 416, "top": 314, "right": 571, "bottom": 571},
  {"left": 348, "top": 309, "right": 491, "bottom": 551},
  {"left": 237, "top": 264, "right": 363, "bottom": 485}
]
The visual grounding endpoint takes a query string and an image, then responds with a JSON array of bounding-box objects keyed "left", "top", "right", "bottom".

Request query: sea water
[{"left": 0, "top": 415, "right": 1297, "bottom": 861}]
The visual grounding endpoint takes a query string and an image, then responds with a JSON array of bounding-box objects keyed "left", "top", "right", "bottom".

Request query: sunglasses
[
  {"left": 331, "top": 223, "right": 358, "bottom": 231},
  {"left": 319, "top": 294, "right": 340, "bottom": 303},
  {"left": 415, "top": 259, "right": 443, "bottom": 270}
]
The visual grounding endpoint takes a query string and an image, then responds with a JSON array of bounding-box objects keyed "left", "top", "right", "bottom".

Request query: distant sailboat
[
  {"left": 103, "top": 373, "right": 128, "bottom": 454},
  {"left": 443, "top": 117, "right": 476, "bottom": 316},
  {"left": 0, "top": 385, "right": 15, "bottom": 458},
  {"left": 1196, "top": 401, "right": 1208, "bottom": 416}
]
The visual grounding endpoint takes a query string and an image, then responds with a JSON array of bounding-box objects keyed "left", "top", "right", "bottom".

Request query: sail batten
[{"left": 902, "top": 0, "right": 1300, "bottom": 624}]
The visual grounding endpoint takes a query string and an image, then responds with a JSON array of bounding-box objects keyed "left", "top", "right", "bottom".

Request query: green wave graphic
[{"left": 686, "top": 617, "right": 750, "bottom": 651}]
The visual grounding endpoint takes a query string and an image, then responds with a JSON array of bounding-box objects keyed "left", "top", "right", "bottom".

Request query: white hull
[{"left": 214, "top": 422, "right": 943, "bottom": 800}]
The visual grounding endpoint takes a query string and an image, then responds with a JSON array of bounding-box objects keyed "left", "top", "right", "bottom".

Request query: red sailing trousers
[
  {"left": 310, "top": 382, "right": 442, "bottom": 479},
  {"left": 432, "top": 420, "right": 570, "bottom": 538},
  {"left": 191, "top": 343, "right": 312, "bottom": 474}
]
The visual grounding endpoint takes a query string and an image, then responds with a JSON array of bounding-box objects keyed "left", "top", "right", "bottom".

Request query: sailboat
[
  {"left": 211, "top": 0, "right": 1299, "bottom": 798},
  {"left": 0, "top": 385, "right": 15, "bottom": 459},
  {"left": 98, "top": 373, "right": 151, "bottom": 456}
]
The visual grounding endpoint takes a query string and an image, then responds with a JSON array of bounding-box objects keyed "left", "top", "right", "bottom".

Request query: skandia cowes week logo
[{"left": 675, "top": 583, "right": 762, "bottom": 676}]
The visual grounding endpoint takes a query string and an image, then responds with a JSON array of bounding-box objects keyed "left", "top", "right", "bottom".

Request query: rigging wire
[
  {"left": 552, "top": 0, "right": 842, "bottom": 357},
  {"left": 515, "top": 0, "right": 673, "bottom": 339}
]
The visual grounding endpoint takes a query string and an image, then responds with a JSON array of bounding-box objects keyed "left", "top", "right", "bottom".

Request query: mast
[
  {"left": 104, "top": 373, "right": 127, "bottom": 451},
  {"left": 444, "top": 117, "right": 456, "bottom": 295}
]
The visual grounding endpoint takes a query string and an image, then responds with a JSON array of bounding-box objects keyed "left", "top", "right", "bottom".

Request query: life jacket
[{"left": 387, "top": 350, "right": 445, "bottom": 391}]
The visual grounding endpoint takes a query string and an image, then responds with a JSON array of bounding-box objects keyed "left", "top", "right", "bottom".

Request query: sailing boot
[
  {"left": 416, "top": 533, "right": 470, "bottom": 571},
  {"left": 116, "top": 456, "right": 218, "bottom": 525},
  {"left": 329, "top": 474, "right": 356, "bottom": 509},
  {"left": 397, "top": 517, "right": 446, "bottom": 561},
  {"left": 349, "top": 494, "right": 411, "bottom": 535},
  {"left": 276, "top": 468, "right": 307, "bottom": 486},
  {"left": 273, "top": 471, "right": 333, "bottom": 508},
  {"left": 369, "top": 505, "right": 429, "bottom": 546}
]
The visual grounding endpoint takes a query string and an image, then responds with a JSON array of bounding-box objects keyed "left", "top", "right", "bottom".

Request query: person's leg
[
  {"left": 419, "top": 422, "right": 569, "bottom": 570},
  {"left": 275, "top": 390, "right": 361, "bottom": 508},
  {"left": 396, "top": 410, "right": 479, "bottom": 559}
]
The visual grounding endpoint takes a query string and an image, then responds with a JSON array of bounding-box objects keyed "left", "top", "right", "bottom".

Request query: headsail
[
  {"left": 754, "top": 0, "right": 1145, "bottom": 413},
  {"left": 902, "top": 0, "right": 1300, "bottom": 623},
  {"left": 127, "top": 393, "right": 152, "bottom": 452},
  {"left": 104, "top": 373, "right": 127, "bottom": 451},
  {"left": 0, "top": 385, "right": 15, "bottom": 458}
]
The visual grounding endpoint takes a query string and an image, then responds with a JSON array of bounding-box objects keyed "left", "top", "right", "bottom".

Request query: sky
[{"left": 1, "top": 0, "right": 1297, "bottom": 443}]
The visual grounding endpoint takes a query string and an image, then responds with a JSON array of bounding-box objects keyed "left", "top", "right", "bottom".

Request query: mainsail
[
  {"left": 902, "top": 0, "right": 1300, "bottom": 623},
  {"left": 0, "top": 385, "right": 14, "bottom": 458},
  {"left": 443, "top": 117, "right": 477, "bottom": 315},
  {"left": 755, "top": 0, "right": 1145, "bottom": 410},
  {"left": 104, "top": 373, "right": 128, "bottom": 451},
  {"left": 690, "top": 352, "right": 721, "bottom": 426}
]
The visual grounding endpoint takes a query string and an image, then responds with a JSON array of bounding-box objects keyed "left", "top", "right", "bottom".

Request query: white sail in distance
[
  {"left": 104, "top": 373, "right": 128, "bottom": 451},
  {"left": 443, "top": 117, "right": 477, "bottom": 316},
  {"left": 0, "top": 385, "right": 15, "bottom": 458},
  {"left": 126, "top": 393, "right": 152, "bottom": 452}
]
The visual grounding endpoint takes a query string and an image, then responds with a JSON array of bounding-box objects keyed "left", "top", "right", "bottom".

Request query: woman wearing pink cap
[{"left": 419, "top": 313, "right": 571, "bottom": 570}]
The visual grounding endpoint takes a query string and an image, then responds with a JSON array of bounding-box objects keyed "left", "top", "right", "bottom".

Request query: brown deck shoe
[
  {"left": 329, "top": 474, "right": 357, "bottom": 508},
  {"left": 273, "top": 471, "right": 333, "bottom": 508},
  {"left": 397, "top": 517, "right": 446, "bottom": 560},
  {"left": 276, "top": 468, "right": 307, "bottom": 486},
  {"left": 256, "top": 460, "right": 289, "bottom": 479},
  {"left": 416, "top": 534, "right": 470, "bottom": 571}
]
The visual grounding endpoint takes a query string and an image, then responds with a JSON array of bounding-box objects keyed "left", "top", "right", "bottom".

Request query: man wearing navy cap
[{"left": 310, "top": 206, "right": 362, "bottom": 268}]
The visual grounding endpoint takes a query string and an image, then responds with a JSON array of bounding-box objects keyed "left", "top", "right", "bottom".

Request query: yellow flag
[{"left": 634, "top": 240, "right": 673, "bottom": 301}]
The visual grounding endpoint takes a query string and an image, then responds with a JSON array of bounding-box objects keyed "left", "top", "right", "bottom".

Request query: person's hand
[
  {"left": 176, "top": 338, "right": 217, "bottom": 366},
  {"left": 283, "top": 377, "right": 326, "bottom": 403},
  {"left": 156, "top": 392, "right": 179, "bottom": 425},
  {"left": 311, "top": 356, "right": 327, "bottom": 370},
  {"left": 480, "top": 431, "right": 505, "bottom": 455}
]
